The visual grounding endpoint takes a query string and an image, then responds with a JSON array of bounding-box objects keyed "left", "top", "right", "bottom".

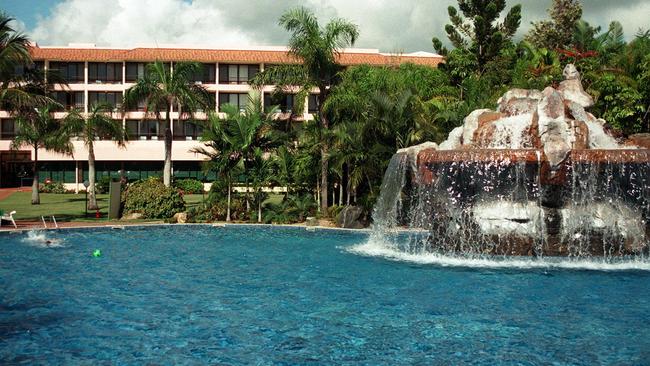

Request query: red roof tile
[{"left": 30, "top": 46, "right": 443, "bottom": 67}]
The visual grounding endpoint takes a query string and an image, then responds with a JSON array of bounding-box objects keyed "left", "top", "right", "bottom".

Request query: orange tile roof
[{"left": 30, "top": 46, "right": 443, "bottom": 67}]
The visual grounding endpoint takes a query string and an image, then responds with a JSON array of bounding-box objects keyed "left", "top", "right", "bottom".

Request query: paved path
[{"left": 0, "top": 187, "right": 29, "bottom": 201}]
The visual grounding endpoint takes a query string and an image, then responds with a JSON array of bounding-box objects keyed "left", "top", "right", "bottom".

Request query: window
[
  {"left": 125, "top": 62, "right": 147, "bottom": 82},
  {"left": 191, "top": 63, "right": 216, "bottom": 84},
  {"left": 88, "top": 62, "right": 122, "bottom": 83},
  {"left": 195, "top": 92, "right": 216, "bottom": 112},
  {"left": 38, "top": 162, "right": 76, "bottom": 183},
  {"left": 125, "top": 62, "right": 171, "bottom": 82},
  {"left": 124, "top": 161, "right": 163, "bottom": 181},
  {"left": 173, "top": 120, "right": 204, "bottom": 140},
  {"left": 218, "top": 93, "right": 250, "bottom": 111},
  {"left": 126, "top": 120, "right": 163, "bottom": 140},
  {"left": 264, "top": 92, "right": 295, "bottom": 113},
  {"left": 88, "top": 92, "right": 123, "bottom": 110},
  {"left": 125, "top": 98, "right": 146, "bottom": 112},
  {"left": 308, "top": 94, "right": 319, "bottom": 114},
  {"left": 1, "top": 119, "right": 17, "bottom": 140},
  {"left": 173, "top": 161, "right": 212, "bottom": 180},
  {"left": 218, "top": 64, "right": 259, "bottom": 84},
  {"left": 52, "top": 91, "right": 84, "bottom": 111},
  {"left": 49, "top": 62, "right": 84, "bottom": 83},
  {"left": 12, "top": 61, "right": 45, "bottom": 78}
]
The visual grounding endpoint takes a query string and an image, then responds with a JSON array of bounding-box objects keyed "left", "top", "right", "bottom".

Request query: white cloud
[{"left": 26, "top": 0, "right": 649, "bottom": 52}]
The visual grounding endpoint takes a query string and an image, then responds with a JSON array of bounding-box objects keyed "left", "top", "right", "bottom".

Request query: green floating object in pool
[{"left": 92, "top": 249, "right": 102, "bottom": 257}]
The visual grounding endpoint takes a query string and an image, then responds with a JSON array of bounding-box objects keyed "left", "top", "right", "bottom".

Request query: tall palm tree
[
  {"left": 251, "top": 6, "right": 359, "bottom": 215},
  {"left": 0, "top": 12, "right": 30, "bottom": 83},
  {"left": 67, "top": 103, "right": 127, "bottom": 210},
  {"left": 11, "top": 105, "right": 78, "bottom": 204},
  {"left": 124, "top": 61, "right": 211, "bottom": 187},
  {"left": 0, "top": 13, "right": 59, "bottom": 111}
]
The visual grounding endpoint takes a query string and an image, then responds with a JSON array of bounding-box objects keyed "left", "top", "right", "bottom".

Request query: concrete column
[
  {"left": 83, "top": 61, "right": 88, "bottom": 114},
  {"left": 215, "top": 62, "right": 220, "bottom": 113},
  {"left": 75, "top": 161, "right": 80, "bottom": 193}
]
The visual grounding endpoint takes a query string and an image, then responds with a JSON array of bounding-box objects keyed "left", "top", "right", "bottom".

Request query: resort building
[{"left": 0, "top": 44, "right": 442, "bottom": 190}]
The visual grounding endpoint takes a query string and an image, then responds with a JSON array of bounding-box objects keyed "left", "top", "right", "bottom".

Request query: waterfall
[
  {"left": 353, "top": 65, "right": 650, "bottom": 266},
  {"left": 372, "top": 151, "right": 410, "bottom": 230}
]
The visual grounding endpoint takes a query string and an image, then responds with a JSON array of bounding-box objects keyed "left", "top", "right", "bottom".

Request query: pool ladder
[{"left": 40, "top": 216, "right": 59, "bottom": 229}]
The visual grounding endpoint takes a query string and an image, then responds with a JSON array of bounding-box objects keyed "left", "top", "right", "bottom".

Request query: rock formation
[{"left": 374, "top": 64, "right": 650, "bottom": 257}]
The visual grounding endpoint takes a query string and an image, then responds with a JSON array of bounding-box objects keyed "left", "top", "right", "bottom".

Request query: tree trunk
[
  {"left": 245, "top": 177, "right": 250, "bottom": 212},
  {"left": 346, "top": 165, "right": 351, "bottom": 205},
  {"left": 257, "top": 193, "right": 262, "bottom": 223},
  {"left": 31, "top": 147, "right": 40, "bottom": 205},
  {"left": 366, "top": 173, "right": 374, "bottom": 195},
  {"left": 87, "top": 142, "right": 99, "bottom": 210},
  {"left": 226, "top": 177, "right": 232, "bottom": 222},
  {"left": 318, "top": 92, "right": 329, "bottom": 215},
  {"left": 163, "top": 104, "right": 173, "bottom": 187},
  {"left": 316, "top": 176, "right": 320, "bottom": 212},
  {"left": 339, "top": 177, "right": 343, "bottom": 206}
]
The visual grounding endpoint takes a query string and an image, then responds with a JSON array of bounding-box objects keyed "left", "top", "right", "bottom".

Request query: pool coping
[{"left": 0, "top": 222, "right": 373, "bottom": 235}]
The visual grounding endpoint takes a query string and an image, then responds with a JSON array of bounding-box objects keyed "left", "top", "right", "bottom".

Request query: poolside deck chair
[{"left": 0, "top": 210, "right": 17, "bottom": 228}]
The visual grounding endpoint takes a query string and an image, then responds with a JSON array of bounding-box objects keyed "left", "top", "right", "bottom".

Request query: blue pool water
[{"left": 1, "top": 225, "right": 649, "bottom": 365}]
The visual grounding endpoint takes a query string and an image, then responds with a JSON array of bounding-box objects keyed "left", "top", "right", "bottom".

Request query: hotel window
[
  {"left": 12, "top": 61, "right": 45, "bottom": 78},
  {"left": 125, "top": 62, "right": 171, "bottom": 82},
  {"left": 126, "top": 120, "right": 162, "bottom": 140},
  {"left": 125, "top": 62, "right": 147, "bottom": 82},
  {"left": 218, "top": 93, "right": 250, "bottom": 111},
  {"left": 308, "top": 94, "right": 319, "bottom": 114},
  {"left": 88, "top": 62, "right": 123, "bottom": 83},
  {"left": 173, "top": 120, "right": 204, "bottom": 140},
  {"left": 88, "top": 92, "right": 123, "bottom": 110},
  {"left": 124, "top": 161, "right": 164, "bottom": 181},
  {"left": 174, "top": 161, "right": 212, "bottom": 180},
  {"left": 195, "top": 92, "right": 216, "bottom": 112},
  {"left": 39, "top": 162, "right": 76, "bottom": 183},
  {"left": 49, "top": 62, "right": 84, "bottom": 83},
  {"left": 1, "top": 119, "right": 17, "bottom": 140},
  {"left": 264, "top": 92, "right": 295, "bottom": 113},
  {"left": 52, "top": 91, "right": 84, "bottom": 111},
  {"left": 93, "top": 120, "right": 124, "bottom": 140},
  {"left": 125, "top": 98, "right": 147, "bottom": 112},
  {"left": 191, "top": 63, "right": 216, "bottom": 84},
  {"left": 218, "top": 64, "right": 259, "bottom": 84}
]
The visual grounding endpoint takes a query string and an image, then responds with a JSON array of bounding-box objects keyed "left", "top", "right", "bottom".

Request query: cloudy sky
[{"left": 3, "top": 0, "right": 649, "bottom": 52}]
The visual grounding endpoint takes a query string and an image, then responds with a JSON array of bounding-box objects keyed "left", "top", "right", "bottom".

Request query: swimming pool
[{"left": 1, "top": 225, "right": 649, "bottom": 364}]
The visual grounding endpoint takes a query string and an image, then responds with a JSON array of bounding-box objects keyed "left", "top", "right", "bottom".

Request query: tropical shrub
[
  {"left": 263, "top": 194, "right": 316, "bottom": 224},
  {"left": 174, "top": 179, "right": 204, "bottom": 194},
  {"left": 122, "top": 177, "right": 185, "bottom": 219},
  {"left": 40, "top": 181, "right": 66, "bottom": 194},
  {"left": 95, "top": 176, "right": 112, "bottom": 194}
]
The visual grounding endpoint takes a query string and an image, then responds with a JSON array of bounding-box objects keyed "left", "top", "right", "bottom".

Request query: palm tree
[
  {"left": 0, "top": 13, "right": 60, "bottom": 111},
  {"left": 251, "top": 7, "right": 359, "bottom": 215},
  {"left": 192, "top": 110, "right": 239, "bottom": 222},
  {"left": 272, "top": 145, "right": 294, "bottom": 198},
  {"left": 193, "top": 97, "right": 277, "bottom": 220},
  {"left": 124, "top": 61, "right": 211, "bottom": 187},
  {"left": 0, "top": 13, "right": 30, "bottom": 85},
  {"left": 11, "top": 105, "right": 78, "bottom": 204},
  {"left": 249, "top": 147, "right": 272, "bottom": 223},
  {"left": 67, "top": 103, "right": 127, "bottom": 210}
]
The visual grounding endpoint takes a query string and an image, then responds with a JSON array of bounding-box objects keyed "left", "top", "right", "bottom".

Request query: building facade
[{"left": 0, "top": 44, "right": 442, "bottom": 190}]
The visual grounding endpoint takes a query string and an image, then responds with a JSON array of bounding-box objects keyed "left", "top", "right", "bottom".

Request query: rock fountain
[{"left": 373, "top": 65, "right": 650, "bottom": 259}]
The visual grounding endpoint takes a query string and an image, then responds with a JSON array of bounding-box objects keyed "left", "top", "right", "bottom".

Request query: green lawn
[{"left": 0, "top": 192, "right": 205, "bottom": 222}]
